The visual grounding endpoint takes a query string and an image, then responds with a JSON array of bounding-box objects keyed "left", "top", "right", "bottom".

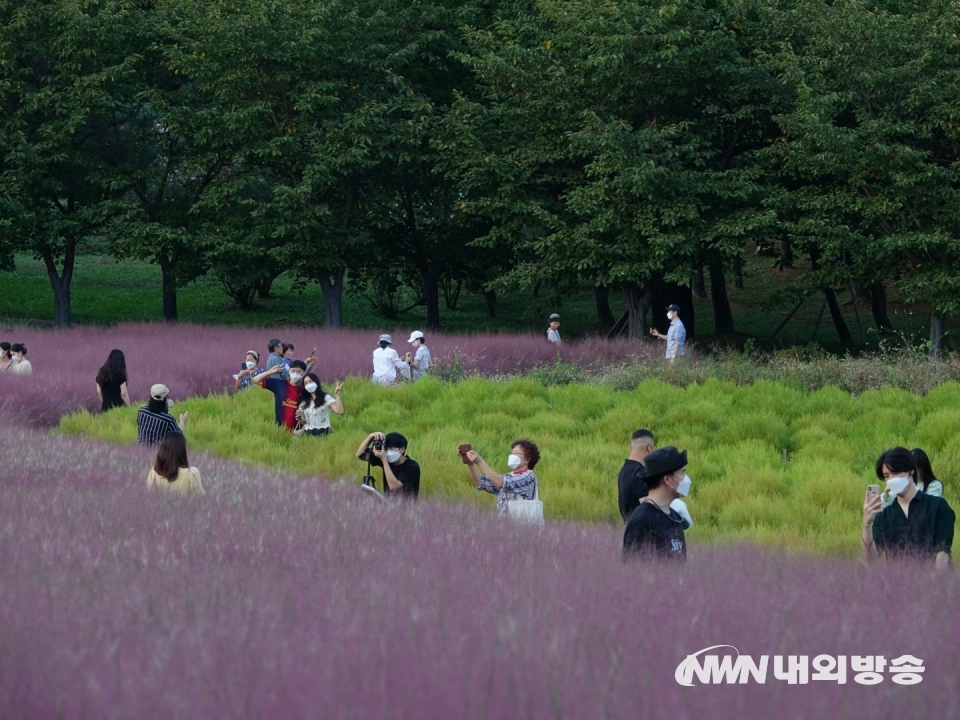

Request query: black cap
[
  {"left": 644, "top": 446, "right": 687, "bottom": 479},
  {"left": 666, "top": 304, "right": 681, "bottom": 313}
]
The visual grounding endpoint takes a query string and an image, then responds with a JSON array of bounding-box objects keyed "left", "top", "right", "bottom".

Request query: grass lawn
[{"left": 1, "top": 249, "right": 952, "bottom": 351}]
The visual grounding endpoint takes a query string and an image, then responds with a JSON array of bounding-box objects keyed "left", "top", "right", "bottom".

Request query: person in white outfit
[
  {"left": 404, "top": 331, "right": 431, "bottom": 381},
  {"left": 371, "top": 334, "right": 409, "bottom": 385}
]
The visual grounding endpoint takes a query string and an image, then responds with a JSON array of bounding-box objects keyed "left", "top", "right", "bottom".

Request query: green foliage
[{"left": 61, "top": 375, "right": 960, "bottom": 557}]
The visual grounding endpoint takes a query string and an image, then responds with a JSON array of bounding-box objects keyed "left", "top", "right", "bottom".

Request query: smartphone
[
  {"left": 312, "top": 347, "right": 317, "bottom": 357},
  {"left": 867, "top": 484, "right": 881, "bottom": 500},
  {"left": 240, "top": 362, "right": 247, "bottom": 371},
  {"left": 459, "top": 444, "right": 473, "bottom": 464}
]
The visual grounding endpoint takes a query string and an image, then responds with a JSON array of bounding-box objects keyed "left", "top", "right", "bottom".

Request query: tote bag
[{"left": 508, "top": 479, "right": 544, "bottom": 527}]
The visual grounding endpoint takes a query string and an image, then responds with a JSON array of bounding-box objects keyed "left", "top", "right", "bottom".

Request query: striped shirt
[{"left": 136, "top": 406, "right": 182, "bottom": 446}]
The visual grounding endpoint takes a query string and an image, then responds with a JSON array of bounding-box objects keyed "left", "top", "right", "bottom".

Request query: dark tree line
[{"left": 2, "top": 0, "right": 959, "bottom": 355}]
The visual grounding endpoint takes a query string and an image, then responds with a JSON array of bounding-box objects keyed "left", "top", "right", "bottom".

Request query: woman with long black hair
[
  {"left": 0, "top": 342, "right": 13, "bottom": 372},
  {"left": 295, "top": 373, "right": 344, "bottom": 436},
  {"left": 147, "top": 433, "right": 204, "bottom": 496},
  {"left": 96, "top": 349, "right": 131, "bottom": 411}
]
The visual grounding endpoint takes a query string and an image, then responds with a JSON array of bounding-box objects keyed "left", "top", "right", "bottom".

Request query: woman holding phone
[
  {"left": 461, "top": 439, "right": 540, "bottom": 517},
  {"left": 863, "top": 446, "right": 955, "bottom": 570}
]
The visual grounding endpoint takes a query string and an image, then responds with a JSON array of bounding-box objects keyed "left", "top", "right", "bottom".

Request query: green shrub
[{"left": 60, "top": 376, "right": 960, "bottom": 557}]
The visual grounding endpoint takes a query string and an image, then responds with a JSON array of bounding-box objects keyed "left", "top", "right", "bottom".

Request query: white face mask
[
  {"left": 507, "top": 453, "right": 523, "bottom": 470},
  {"left": 289, "top": 373, "right": 303, "bottom": 384},
  {"left": 667, "top": 312, "right": 675, "bottom": 321},
  {"left": 304, "top": 382, "right": 318, "bottom": 393},
  {"left": 386, "top": 450, "right": 402, "bottom": 463},
  {"left": 675, "top": 473, "right": 692, "bottom": 498},
  {"left": 246, "top": 361, "right": 256, "bottom": 369},
  {"left": 886, "top": 474, "right": 911, "bottom": 497}
]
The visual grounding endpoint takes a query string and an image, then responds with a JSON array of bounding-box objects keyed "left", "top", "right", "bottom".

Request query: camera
[{"left": 372, "top": 439, "right": 383, "bottom": 451}]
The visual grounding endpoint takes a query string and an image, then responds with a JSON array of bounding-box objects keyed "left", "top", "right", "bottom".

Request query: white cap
[
  {"left": 379, "top": 334, "right": 393, "bottom": 344},
  {"left": 408, "top": 331, "right": 424, "bottom": 343},
  {"left": 150, "top": 384, "right": 170, "bottom": 400}
]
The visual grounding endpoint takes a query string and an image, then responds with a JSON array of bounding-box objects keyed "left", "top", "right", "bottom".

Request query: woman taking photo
[
  {"left": 463, "top": 439, "right": 540, "bottom": 517},
  {"left": 295, "top": 373, "right": 344, "bottom": 436},
  {"left": 235, "top": 350, "right": 264, "bottom": 391},
  {"left": 96, "top": 349, "right": 131, "bottom": 411},
  {"left": 146, "top": 433, "right": 205, "bottom": 496}
]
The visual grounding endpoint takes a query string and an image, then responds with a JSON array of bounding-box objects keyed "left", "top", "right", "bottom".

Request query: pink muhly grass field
[
  {"left": 2, "top": 426, "right": 958, "bottom": 719},
  {"left": 0, "top": 323, "right": 649, "bottom": 425}
]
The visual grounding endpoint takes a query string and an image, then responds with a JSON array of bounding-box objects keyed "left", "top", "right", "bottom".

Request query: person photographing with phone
[
  {"left": 461, "top": 439, "right": 540, "bottom": 518},
  {"left": 356, "top": 431, "right": 420, "bottom": 499},
  {"left": 863, "top": 447, "right": 955, "bottom": 570}
]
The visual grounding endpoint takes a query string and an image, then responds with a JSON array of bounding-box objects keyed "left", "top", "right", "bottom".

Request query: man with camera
[{"left": 355, "top": 431, "right": 421, "bottom": 499}]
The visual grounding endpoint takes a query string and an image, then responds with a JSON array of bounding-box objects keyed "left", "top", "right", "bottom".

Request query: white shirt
[
  {"left": 547, "top": 328, "right": 561, "bottom": 343},
  {"left": 413, "top": 345, "right": 431, "bottom": 380},
  {"left": 9, "top": 358, "right": 32, "bottom": 375},
  {"left": 666, "top": 319, "right": 686, "bottom": 358},
  {"left": 299, "top": 394, "right": 337, "bottom": 430},
  {"left": 372, "top": 347, "right": 407, "bottom": 385}
]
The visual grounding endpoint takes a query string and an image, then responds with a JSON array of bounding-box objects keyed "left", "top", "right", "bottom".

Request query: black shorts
[{"left": 303, "top": 428, "right": 331, "bottom": 436}]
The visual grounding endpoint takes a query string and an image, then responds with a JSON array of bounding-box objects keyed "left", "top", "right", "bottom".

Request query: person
[
  {"left": 8, "top": 343, "right": 32, "bottom": 374},
  {"left": 464, "top": 439, "right": 540, "bottom": 517},
  {"left": 296, "top": 373, "right": 344, "bottom": 436},
  {"left": 137, "top": 384, "right": 187, "bottom": 446},
  {"left": 618, "top": 429, "right": 655, "bottom": 522},
  {"left": 623, "top": 446, "right": 691, "bottom": 562},
  {"left": 146, "top": 433, "right": 205, "bottom": 496},
  {"left": 863, "top": 447, "right": 954, "bottom": 570},
  {"left": 547, "top": 313, "right": 562, "bottom": 343},
  {"left": 0, "top": 342, "right": 14, "bottom": 372},
  {"left": 257, "top": 360, "right": 306, "bottom": 430},
  {"left": 649, "top": 304, "right": 686, "bottom": 361},
  {"left": 356, "top": 431, "right": 421, "bottom": 498},
  {"left": 371, "top": 334, "right": 409, "bottom": 386},
  {"left": 880, "top": 447, "right": 945, "bottom": 509},
  {"left": 404, "top": 331, "right": 431, "bottom": 381},
  {"left": 265, "top": 338, "right": 287, "bottom": 377},
  {"left": 95, "top": 349, "right": 131, "bottom": 412},
  {"left": 235, "top": 350, "right": 265, "bottom": 391}
]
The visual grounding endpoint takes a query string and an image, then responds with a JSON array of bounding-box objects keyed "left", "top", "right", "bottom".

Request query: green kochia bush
[{"left": 60, "top": 377, "right": 960, "bottom": 557}]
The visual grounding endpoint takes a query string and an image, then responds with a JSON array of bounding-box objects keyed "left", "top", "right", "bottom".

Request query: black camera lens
[{"left": 373, "top": 440, "right": 383, "bottom": 451}]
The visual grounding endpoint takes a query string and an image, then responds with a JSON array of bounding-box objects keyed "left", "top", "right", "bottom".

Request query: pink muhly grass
[
  {"left": 1, "top": 426, "right": 958, "bottom": 719},
  {"left": 0, "top": 323, "right": 651, "bottom": 426}
]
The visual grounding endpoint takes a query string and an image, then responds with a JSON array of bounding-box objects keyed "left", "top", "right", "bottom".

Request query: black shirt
[
  {"left": 872, "top": 491, "right": 955, "bottom": 560},
  {"left": 617, "top": 459, "right": 648, "bottom": 522},
  {"left": 368, "top": 455, "right": 421, "bottom": 499},
  {"left": 99, "top": 372, "right": 127, "bottom": 412},
  {"left": 623, "top": 501, "right": 686, "bottom": 562}
]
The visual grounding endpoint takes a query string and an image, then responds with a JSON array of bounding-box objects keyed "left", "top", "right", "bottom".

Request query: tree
[
  {"left": 763, "top": 0, "right": 960, "bottom": 355},
  {"left": 0, "top": 0, "right": 142, "bottom": 327}
]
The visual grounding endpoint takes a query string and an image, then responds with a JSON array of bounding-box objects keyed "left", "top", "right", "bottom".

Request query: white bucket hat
[{"left": 379, "top": 334, "right": 393, "bottom": 345}]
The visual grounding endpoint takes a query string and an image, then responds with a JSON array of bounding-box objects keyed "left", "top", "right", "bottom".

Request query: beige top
[{"left": 147, "top": 466, "right": 205, "bottom": 496}]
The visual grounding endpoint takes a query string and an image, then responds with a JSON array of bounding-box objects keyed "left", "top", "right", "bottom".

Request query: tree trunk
[
  {"left": 318, "top": 267, "right": 344, "bottom": 328},
  {"left": 484, "top": 289, "right": 497, "bottom": 318},
  {"left": 707, "top": 255, "right": 734, "bottom": 334},
  {"left": 824, "top": 288, "right": 853, "bottom": 345},
  {"left": 779, "top": 236, "right": 793, "bottom": 268},
  {"left": 594, "top": 285, "right": 615, "bottom": 329},
  {"left": 868, "top": 283, "right": 895, "bottom": 334},
  {"left": 422, "top": 271, "right": 441, "bottom": 331},
  {"left": 930, "top": 314, "right": 946, "bottom": 359},
  {"left": 160, "top": 256, "right": 178, "bottom": 322},
  {"left": 624, "top": 282, "right": 650, "bottom": 340},
  {"left": 42, "top": 242, "right": 75, "bottom": 329},
  {"left": 691, "top": 266, "right": 707, "bottom": 298}
]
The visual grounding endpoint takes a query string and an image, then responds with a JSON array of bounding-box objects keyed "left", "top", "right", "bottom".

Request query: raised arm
[
  {"left": 330, "top": 384, "right": 345, "bottom": 415},
  {"left": 466, "top": 450, "right": 504, "bottom": 489},
  {"left": 356, "top": 431, "right": 384, "bottom": 460}
]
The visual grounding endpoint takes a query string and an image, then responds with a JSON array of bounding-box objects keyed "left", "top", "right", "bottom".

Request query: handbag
[{"left": 508, "top": 478, "right": 544, "bottom": 527}]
